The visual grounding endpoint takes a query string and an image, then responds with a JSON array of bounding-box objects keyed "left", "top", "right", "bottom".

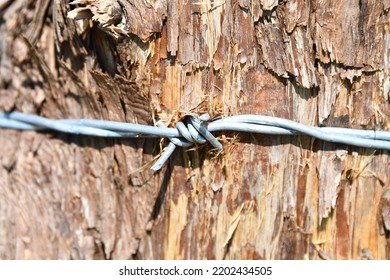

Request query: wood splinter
[{"left": 67, "top": 0, "right": 129, "bottom": 38}]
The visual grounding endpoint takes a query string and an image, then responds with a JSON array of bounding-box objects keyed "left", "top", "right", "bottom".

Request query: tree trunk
[{"left": 0, "top": 0, "right": 389, "bottom": 260}]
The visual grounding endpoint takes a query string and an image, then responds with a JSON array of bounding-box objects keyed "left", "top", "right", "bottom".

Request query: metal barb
[{"left": 2, "top": 111, "right": 390, "bottom": 172}]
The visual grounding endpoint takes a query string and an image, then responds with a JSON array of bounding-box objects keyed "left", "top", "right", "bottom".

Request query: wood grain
[{"left": 0, "top": 0, "right": 389, "bottom": 259}]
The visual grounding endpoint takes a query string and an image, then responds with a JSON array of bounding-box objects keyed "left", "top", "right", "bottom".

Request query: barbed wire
[{"left": 1, "top": 111, "right": 390, "bottom": 171}]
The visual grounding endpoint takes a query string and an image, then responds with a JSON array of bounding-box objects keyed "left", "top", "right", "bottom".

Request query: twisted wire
[{"left": 1, "top": 111, "right": 390, "bottom": 171}]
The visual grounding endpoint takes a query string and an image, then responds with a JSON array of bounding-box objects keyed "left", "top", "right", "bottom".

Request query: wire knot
[{"left": 151, "top": 114, "right": 223, "bottom": 171}]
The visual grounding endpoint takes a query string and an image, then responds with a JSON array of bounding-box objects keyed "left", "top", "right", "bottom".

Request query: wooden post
[{"left": 0, "top": 0, "right": 389, "bottom": 259}]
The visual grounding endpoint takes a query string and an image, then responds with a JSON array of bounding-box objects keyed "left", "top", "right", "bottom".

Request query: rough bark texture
[{"left": 0, "top": 0, "right": 389, "bottom": 259}]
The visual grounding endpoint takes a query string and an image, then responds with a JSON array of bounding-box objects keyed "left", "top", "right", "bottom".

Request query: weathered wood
[{"left": 0, "top": 0, "right": 389, "bottom": 259}]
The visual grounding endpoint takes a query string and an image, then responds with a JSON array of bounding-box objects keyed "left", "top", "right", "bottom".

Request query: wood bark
[{"left": 0, "top": 0, "right": 389, "bottom": 259}]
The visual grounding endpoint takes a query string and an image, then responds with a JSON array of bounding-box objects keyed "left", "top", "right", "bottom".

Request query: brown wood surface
[{"left": 0, "top": 0, "right": 389, "bottom": 259}]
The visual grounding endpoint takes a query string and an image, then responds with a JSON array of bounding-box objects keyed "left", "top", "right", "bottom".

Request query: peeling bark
[{"left": 0, "top": 0, "right": 389, "bottom": 260}]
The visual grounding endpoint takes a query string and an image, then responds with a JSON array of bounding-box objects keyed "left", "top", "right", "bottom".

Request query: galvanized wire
[{"left": 1, "top": 111, "right": 390, "bottom": 171}]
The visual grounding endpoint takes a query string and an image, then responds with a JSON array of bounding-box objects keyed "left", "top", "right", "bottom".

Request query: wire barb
[{"left": 1, "top": 111, "right": 390, "bottom": 171}]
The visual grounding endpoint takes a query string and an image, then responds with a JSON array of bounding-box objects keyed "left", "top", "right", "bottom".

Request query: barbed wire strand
[{"left": 1, "top": 111, "right": 390, "bottom": 171}]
